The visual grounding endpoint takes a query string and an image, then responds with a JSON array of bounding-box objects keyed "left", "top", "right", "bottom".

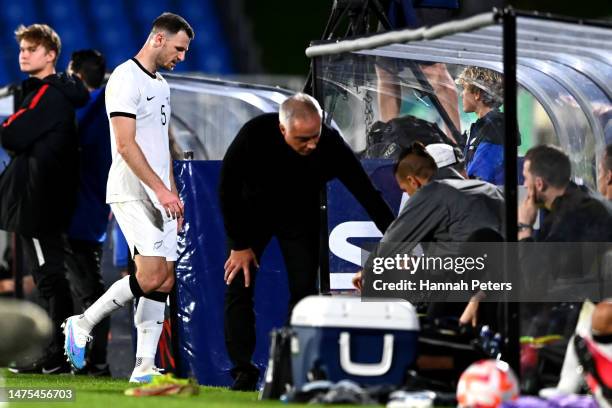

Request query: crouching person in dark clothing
[
  {"left": 0, "top": 24, "right": 89, "bottom": 373},
  {"left": 219, "top": 93, "right": 395, "bottom": 390},
  {"left": 353, "top": 142, "right": 504, "bottom": 323}
]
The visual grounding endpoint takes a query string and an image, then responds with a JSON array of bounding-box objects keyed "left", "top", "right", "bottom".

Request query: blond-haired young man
[{"left": 0, "top": 23, "right": 89, "bottom": 374}]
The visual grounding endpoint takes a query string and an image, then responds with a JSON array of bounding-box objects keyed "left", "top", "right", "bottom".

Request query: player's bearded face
[{"left": 158, "top": 30, "right": 191, "bottom": 70}]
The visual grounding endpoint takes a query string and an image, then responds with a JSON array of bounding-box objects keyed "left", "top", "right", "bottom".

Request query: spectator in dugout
[
  {"left": 518, "top": 144, "right": 612, "bottom": 243},
  {"left": 536, "top": 146, "right": 612, "bottom": 403},
  {"left": 456, "top": 66, "right": 516, "bottom": 185},
  {"left": 517, "top": 144, "right": 612, "bottom": 325},
  {"left": 0, "top": 23, "right": 89, "bottom": 373},
  {"left": 462, "top": 146, "right": 612, "bottom": 358}
]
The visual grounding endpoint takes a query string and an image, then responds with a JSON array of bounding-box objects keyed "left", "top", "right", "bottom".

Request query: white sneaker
[{"left": 129, "top": 366, "right": 164, "bottom": 383}]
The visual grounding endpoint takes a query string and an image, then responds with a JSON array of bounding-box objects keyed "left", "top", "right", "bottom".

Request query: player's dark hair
[
  {"left": 70, "top": 49, "right": 106, "bottom": 89},
  {"left": 394, "top": 142, "right": 438, "bottom": 180},
  {"left": 525, "top": 144, "right": 571, "bottom": 188},
  {"left": 152, "top": 12, "right": 194, "bottom": 39}
]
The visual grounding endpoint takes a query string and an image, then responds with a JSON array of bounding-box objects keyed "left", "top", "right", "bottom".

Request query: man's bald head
[
  {"left": 279, "top": 93, "right": 322, "bottom": 131},
  {"left": 278, "top": 93, "right": 323, "bottom": 156}
]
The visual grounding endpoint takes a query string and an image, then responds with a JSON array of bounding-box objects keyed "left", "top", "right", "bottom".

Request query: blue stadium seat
[
  {"left": 198, "top": 47, "right": 233, "bottom": 74},
  {"left": 175, "top": 0, "right": 233, "bottom": 74},
  {"left": 44, "top": 0, "right": 72, "bottom": 20},
  {"left": 130, "top": 0, "right": 173, "bottom": 32},
  {"left": 176, "top": 0, "right": 217, "bottom": 26},
  {"left": 40, "top": 0, "right": 93, "bottom": 72},
  {"left": 0, "top": 0, "right": 39, "bottom": 85},
  {"left": 0, "top": 0, "right": 40, "bottom": 27},
  {"left": 57, "top": 26, "right": 93, "bottom": 71},
  {"left": 0, "top": 22, "right": 18, "bottom": 84},
  {"left": 88, "top": 0, "right": 125, "bottom": 21},
  {"left": 86, "top": 0, "right": 139, "bottom": 70}
]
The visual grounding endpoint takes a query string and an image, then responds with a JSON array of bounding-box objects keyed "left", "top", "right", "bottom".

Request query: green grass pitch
[{"left": 1, "top": 369, "right": 309, "bottom": 408}]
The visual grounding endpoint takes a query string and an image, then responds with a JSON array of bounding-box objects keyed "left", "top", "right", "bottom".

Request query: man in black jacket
[
  {"left": 220, "top": 93, "right": 394, "bottom": 390},
  {"left": 518, "top": 145, "right": 612, "bottom": 300},
  {"left": 0, "top": 24, "right": 89, "bottom": 373},
  {"left": 518, "top": 145, "right": 612, "bottom": 243}
]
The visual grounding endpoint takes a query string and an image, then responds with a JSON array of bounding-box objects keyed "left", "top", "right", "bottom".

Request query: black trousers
[
  {"left": 224, "top": 228, "right": 319, "bottom": 377},
  {"left": 65, "top": 239, "right": 110, "bottom": 366},
  {"left": 20, "top": 233, "right": 74, "bottom": 354}
]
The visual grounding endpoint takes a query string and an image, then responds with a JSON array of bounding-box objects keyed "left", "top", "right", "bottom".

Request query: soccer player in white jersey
[{"left": 63, "top": 12, "right": 194, "bottom": 383}]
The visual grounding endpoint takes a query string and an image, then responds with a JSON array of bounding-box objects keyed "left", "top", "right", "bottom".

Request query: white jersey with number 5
[{"left": 105, "top": 58, "right": 171, "bottom": 205}]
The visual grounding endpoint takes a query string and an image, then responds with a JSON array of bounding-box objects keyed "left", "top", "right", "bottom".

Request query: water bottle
[
  {"left": 479, "top": 325, "right": 492, "bottom": 353},
  {"left": 489, "top": 333, "right": 502, "bottom": 358}
]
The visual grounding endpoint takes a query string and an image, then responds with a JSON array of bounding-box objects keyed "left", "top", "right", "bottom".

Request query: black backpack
[
  {"left": 259, "top": 327, "right": 295, "bottom": 400},
  {"left": 363, "top": 115, "right": 451, "bottom": 159}
]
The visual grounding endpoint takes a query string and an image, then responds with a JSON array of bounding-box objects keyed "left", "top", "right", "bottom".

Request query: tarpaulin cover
[
  {"left": 174, "top": 160, "right": 289, "bottom": 386},
  {"left": 327, "top": 160, "right": 401, "bottom": 273}
]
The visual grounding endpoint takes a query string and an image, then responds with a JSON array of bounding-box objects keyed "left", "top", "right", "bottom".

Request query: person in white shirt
[{"left": 63, "top": 12, "right": 193, "bottom": 383}]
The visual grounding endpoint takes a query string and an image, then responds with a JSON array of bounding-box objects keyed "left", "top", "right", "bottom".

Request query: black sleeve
[
  {"left": 331, "top": 131, "right": 395, "bottom": 233},
  {"left": 1, "top": 85, "right": 64, "bottom": 154},
  {"left": 218, "top": 121, "right": 253, "bottom": 251}
]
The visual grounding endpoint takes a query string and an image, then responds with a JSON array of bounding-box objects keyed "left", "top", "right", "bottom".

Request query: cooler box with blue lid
[{"left": 290, "top": 296, "right": 420, "bottom": 387}]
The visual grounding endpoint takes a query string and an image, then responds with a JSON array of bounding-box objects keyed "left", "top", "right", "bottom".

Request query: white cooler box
[{"left": 290, "top": 296, "right": 419, "bottom": 388}]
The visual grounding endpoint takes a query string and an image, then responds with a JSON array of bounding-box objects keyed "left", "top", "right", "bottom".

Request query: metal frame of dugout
[{"left": 306, "top": 8, "right": 612, "bottom": 376}]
